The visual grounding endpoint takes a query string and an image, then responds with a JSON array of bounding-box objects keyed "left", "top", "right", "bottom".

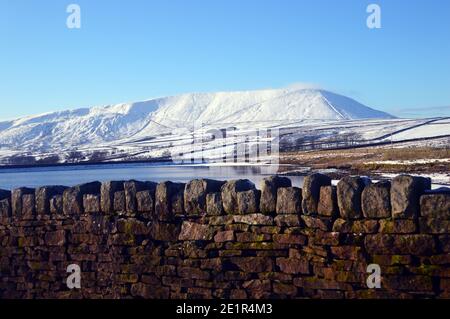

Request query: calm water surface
[{"left": 0, "top": 163, "right": 305, "bottom": 190}]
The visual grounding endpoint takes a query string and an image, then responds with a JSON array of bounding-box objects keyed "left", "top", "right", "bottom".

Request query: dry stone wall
[{"left": 0, "top": 173, "right": 449, "bottom": 299}]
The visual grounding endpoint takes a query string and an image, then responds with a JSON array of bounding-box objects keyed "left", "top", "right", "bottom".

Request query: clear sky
[{"left": 1, "top": 0, "right": 449, "bottom": 120}]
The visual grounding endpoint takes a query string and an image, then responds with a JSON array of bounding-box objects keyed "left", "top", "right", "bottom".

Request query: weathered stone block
[
  {"left": 259, "top": 176, "right": 292, "bottom": 214},
  {"left": 302, "top": 215, "right": 333, "bottom": 232},
  {"left": 221, "top": 180, "right": 255, "bottom": 214},
  {"left": 155, "top": 181, "right": 185, "bottom": 221},
  {"left": 365, "top": 234, "right": 436, "bottom": 255},
  {"left": 117, "top": 219, "right": 150, "bottom": 235},
  {"left": 372, "top": 255, "right": 412, "bottom": 266},
  {"left": 184, "top": 179, "right": 224, "bottom": 216},
  {"left": 312, "top": 231, "right": 341, "bottom": 246},
  {"left": 113, "top": 191, "right": 126, "bottom": 213},
  {"left": 302, "top": 173, "right": 331, "bottom": 215},
  {"left": 276, "top": 187, "right": 302, "bottom": 215},
  {"left": 35, "top": 186, "right": 67, "bottom": 217},
  {"left": 230, "top": 257, "right": 274, "bottom": 273},
  {"left": 63, "top": 182, "right": 101, "bottom": 216},
  {"left": 273, "top": 282, "right": 297, "bottom": 296},
  {"left": 237, "top": 189, "right": 260, "bottom": 215},
  {"left": 136, "top": 190, "right": 154, "bottom": 213},
  {"left": 337, "top": 176, "right": 370, "bottom": 219},
  {"left": 362, "top": 180, "right": 391, "bottom": 218},
  {"left": 274, "top": 214, "right": 301, "bottom": 227},
  {"left": 233, "top": 214, "right": 273, "bottom": 225},
  {"left": 383, "top": 275, "right": 433, "bottom": 291},
  {"left": 0, "top": 189, "right": 11, "bottom": 220},
  {"left": 332, "top": 218, "right": 378, "bottom": 234},
  {"left": 276, "top": 257, "right": 310, "bottom": 274},
  {"left": 420, "top": 194, "right": 450, "bottom": 219},
  {"left": 124, "top": 180, "right": 156, "bottom": 213},
  {"left": 214, "top": 230, "right": 235, "bottom": 243},
  {"left": 236, "top": 232, "right": 271, "bottom": 242},
  {"left": 49, "top": 195, "right": 63, "bottom": 215},
  {"left": 44, "top": 230, "right": 65, "bottom": 246},
  {"left": 318, "top": 186, "right": 338, "bottom": 217},
  {"left": 178, "top": 221, "right": 214, "bottom": 241},
  {"left": 379, "top": 219, "right": 417, "bottom": 234},
  {"left": 0, "top": 198, "right": 11, "bottom": 219},
  {"left": 206, "top": 192, "right": 224, "bottom": 216},
  {"left": 21, "top": 194, "right": 36, "bottom": 220},
  {"left": 131, "top": 283, "right": 168, "bottom": 299},
  {"left": 178, "top": 267, "right": 211, "bottom": 280},
  {"left": 100, "top": 181, "right": 124, "bottom": 213},
  {"left": 83, "top": 194, "right": 100, "bottom": 213},
  {"left": 273, "top": 234, "right": 307, "bottom": 245},
  {"left": 419, "top": 218, "right": 450, "bottom": 234},
  {"left": 391, "top": 175, "right": 431, "bottom": 219},
  {"left": 171, "top": 183, "right": 185, "bottom": 215},
  {"left": 439, "top": 235, "right": 450, "bottom": 253},
  {"left": 330, "top": 246, "right": 362, "bottom": 260},
  {"left": 11, "top": 187, "right": 34, "bottom": 218},
  {"left": 150, "top": 222, "right": 180, "bottom": 241}
]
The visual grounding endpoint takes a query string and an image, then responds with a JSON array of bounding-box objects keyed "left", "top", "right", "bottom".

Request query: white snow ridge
[{"left": 0, "top": 87, "right": 394, "bottom": 154}]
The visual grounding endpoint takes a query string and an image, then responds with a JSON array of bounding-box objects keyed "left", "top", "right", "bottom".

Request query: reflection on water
[{"left": 0, "top": 163, "right": 305, "bottom": 190}]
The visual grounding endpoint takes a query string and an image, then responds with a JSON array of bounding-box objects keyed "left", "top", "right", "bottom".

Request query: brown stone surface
[
  {"left": 178, "top": 221, "right": 215, "bottom": 241},
  {"left": 63, "top": 182, "right": 101, "bottom": 216},
  {"left": 155, "top": 181, "right": 184, "bottom": 221},
  {"left": 259, "top": 176, "right": 292, "bottom": 214},
  {"left": 274, "top": 214, "right": 301, "bottom": 227},
  {"left": 124, "top": 181, "right": 156, "bottom": 213},
  {"left": 318, "top": 186, "right": 338, "bottom": 217},
  {"left": 184, "top": 179, "right": 224, "bottom": 216},
  {"left": 237, "top": 189, "right": 260, "bottom": 215},
  {"left": 100, "top": 181, "right": 124, "bottom": 213},
  {"left": 35, "top": 186, "right": 67, "bottom": 217},
  {"left": 365, "top": 234, "right": 436, "bottom": 255},
  {"left": 362, "top": 180, "right": 391, "bottom": 219},
  {"left": 0, "top": 198, "right": 11, "bottom": 219},
  {"left": 302, "top": 173, "right": 331, "bottom": 215},
  {"left": 49, "top": 195, "right": 63, "bottom": 215},
  {"left": 276, "top": 257, "right": 310, "bottom": 274},
  {"left": 12, "top": 187, "right": 34, "bottom": 218},
  {"left": 233, "top": 214, "right": 273, "bottom": 225},
  {"left": 206, "top": 192, "right": 224, "bottom": 216},
  {"left": 150, "top": 222, "right": 180, "bottom": 241},
  {"left": 391, "top": 175, "right": 431, "bottom": 219},
  {"left": 83, "top": 194, "right": 100, "bottom": 213},
  {"left": 214, "top": 230, "right": 235, "bottom": 243},
  {"left": 221, "top": 179, "right": 255, "bottom": 215},
  {"left": 420, "top": 193, "right": 450, "bottom": 219},
  {"left": 114, "top": 191, "right": 126, "bottom": 213},
  {"left": 136, "top": 190, "right": 154, "bottom": 213},
  {"left": 379, "top": 219, "right": 417, "bottom": 234},
  {"left": 276, "top": 187, "right": 302, "bottom": 215},
  {"left": 337, "top": 176, "right": 369, "bottom": 220},
  {"left": 419, "top": 218, "right": 450, "bottom": 234}
]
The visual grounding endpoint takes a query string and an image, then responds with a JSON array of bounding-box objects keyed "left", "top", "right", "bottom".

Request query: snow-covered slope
[{"left": 0, "top": 87, "right": 394, "bottom": 153}]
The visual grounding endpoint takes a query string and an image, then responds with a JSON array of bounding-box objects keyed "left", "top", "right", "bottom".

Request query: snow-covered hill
[{"left": 0, "top": 87, "right": 393, "bottom": 154}]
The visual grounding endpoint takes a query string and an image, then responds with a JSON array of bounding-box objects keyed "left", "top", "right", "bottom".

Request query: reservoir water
[{"left": 0, "top": 163, "right": 305, "bottom": 190}]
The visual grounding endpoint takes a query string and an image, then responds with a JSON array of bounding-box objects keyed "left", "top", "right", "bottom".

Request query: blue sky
[{"left": 1, "top": 0, "right": 449, "bottom": 119}]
